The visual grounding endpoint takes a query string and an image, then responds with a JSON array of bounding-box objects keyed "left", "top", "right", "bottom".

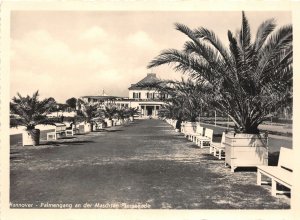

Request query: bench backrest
[
  {"left": 204, "top": 128, "right": 213, "bottom": 140},
  {"left": 54, "top": 123, "right": 66, "bottom": 132},
  {"left": 195, "top": 126, "right": 204, "bottom": 136},
  {"left": 184, "top": 125, "right": 196, "bottom": 133},
  {"left": 278, "top": 147, "right": 293, "bottom": 171}
]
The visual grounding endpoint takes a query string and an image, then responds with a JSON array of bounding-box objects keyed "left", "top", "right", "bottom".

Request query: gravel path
[{"left": 10, "top": 120, "right": 290, "bottom": 209}]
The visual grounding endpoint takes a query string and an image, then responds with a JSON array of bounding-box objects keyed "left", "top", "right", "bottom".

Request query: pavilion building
[{"left": 81, "top": 73, "right": 168, "bottom": 118}]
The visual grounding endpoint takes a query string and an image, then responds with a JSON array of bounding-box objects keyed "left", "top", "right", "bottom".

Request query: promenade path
[{"left": 10, "top": 120, "right": 290, "bottom": 209}]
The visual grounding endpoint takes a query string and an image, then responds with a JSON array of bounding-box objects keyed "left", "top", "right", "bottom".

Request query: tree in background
[{"left": 66, "top": 97, "right": 77, "bottom": 110}]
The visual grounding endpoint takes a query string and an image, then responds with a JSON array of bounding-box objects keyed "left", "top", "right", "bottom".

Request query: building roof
[
  {"left": 81, "top": 95, "right": 121, "bottom": 100},
  {"left": 128, "top": 73, "right": 161, "bottom": 90}
]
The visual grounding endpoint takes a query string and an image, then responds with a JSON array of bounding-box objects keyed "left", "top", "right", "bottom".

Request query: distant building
[{"left": 81, "top": 73, "right": 168, "bottom": 118}]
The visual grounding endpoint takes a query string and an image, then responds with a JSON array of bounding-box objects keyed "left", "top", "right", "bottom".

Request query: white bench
[
  {"left": 195, "top": 128, "right": 213, "bottom": 148},
  {"left": 183, "top": 123, "right": 197, "bottom": 139},
  {"left": 47, "top": 132, "right": 57, "bottom": 140},
  {"left": 190, "top": 125, "right": 204, "bottom": 142},
  {"left": 65, "top": 129, "right": 74, "bottom": 137},
  {"left": 257, "top": 147, "right": 292, "bottom": 197},
  {"left": 210, "top": 132, "right": 226, "bottom": 159},
  {"left": 46, "top": 123, "right": 67, "bottom": 140},
  {"left": 181, "top": 122, "right": 186, "bottom": 133}
]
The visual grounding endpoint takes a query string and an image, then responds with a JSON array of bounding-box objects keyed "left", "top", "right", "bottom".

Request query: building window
[
  {"left": 134, "top": 92, "right": 141, "bottom": 99},
  {"left": 133, "top": 92, "right": 141, "bottom": 99},
  {"left": 147, "top": 92, "right": 154, "bottom": 99}
]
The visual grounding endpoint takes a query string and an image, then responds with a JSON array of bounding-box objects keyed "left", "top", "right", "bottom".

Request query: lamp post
[
  {"left": 227, "top": 113, "right": 229, "bottom": 129},
  {"left": 214, "top": 110, "right": 217, "bottom": 127}
]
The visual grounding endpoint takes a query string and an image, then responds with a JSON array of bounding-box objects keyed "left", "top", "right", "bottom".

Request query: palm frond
[
  {"left": 257, "top": 24, "right": 292, "bottom": 77},
  {"left": 254, "top": 18, "right": 276, "bottom": 51},
  {"left": 239, "top": 11, "right": 251, "bottom": 50},
  {"left": 193, "top": 27, "right": 235, "bottom": 72}
]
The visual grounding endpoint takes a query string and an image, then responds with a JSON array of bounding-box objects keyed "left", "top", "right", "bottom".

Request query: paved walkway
[{"left": 10, "top": 120, "right": 290, "bottom": 209}]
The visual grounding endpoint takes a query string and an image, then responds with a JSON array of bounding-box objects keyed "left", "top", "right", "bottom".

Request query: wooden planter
[
  {"left": 116, "top": 119, "right": 124, "bottom": 125},
  {"left": 106, "top": 119, "right": 113, "bottom": 127},
  {"left": 22, "top": 129, "right": 40, "bottom": 146},
  {"left": 224, "top": 132, "right": 268, "bottom": 172},
  {"left": 84, "top": 123, "right": 91, "bottom": 133},
  {"left": 78, "top": 123, "right": 91, "bottom": 133}
]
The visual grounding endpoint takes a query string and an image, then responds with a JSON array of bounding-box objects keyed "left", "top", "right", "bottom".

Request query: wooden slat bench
[
  {"left": 195, "top": 128, "right": 213, "bottom": 148},
  {"left": 46, "top": 123, "right": 67, "bottom": 140},
  {"left": 183, "top": 123, "right": 197, "bottom": 139},
  {"left": 257, "top": 147, "right": 293, "bottom": 197},
  {"left": 210, "top": 132, "right": 226, "bottom": 159},
  {"left": 190, "top": 125, "right": 204, "bottom": 143}
]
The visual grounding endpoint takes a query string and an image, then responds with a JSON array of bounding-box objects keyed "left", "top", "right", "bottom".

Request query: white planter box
[
  {"left": 84, "top": 123, "right": 91, "bottom": 133},
  {"left": 78, "top": 123, "right": 91, "bottom": 133},
  {"left": 22, "top": 129, "right": 40, "bottom": 146},
  {"left": 225, "top": 132, "right": 268, "bottom": 172},
  {"left": 106, "top": 119, "right": 113, "bottom": 127}
]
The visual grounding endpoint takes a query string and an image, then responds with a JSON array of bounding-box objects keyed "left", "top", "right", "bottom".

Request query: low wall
[{"left": 10, "top": 129, "right": 56, "bottom": 146}]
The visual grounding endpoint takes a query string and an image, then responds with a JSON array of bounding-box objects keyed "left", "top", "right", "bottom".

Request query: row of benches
[
  {"left": 165, "top": 119, "right": 293, "bottom": 198},
  {"left": 181, "top": 122, "right": 226, "bottom": 159},
  {"left": 46, "top": 122, "right": 92, "bottom": 141},
  {"left": 46, "top": 119, "right": 128, "bottom": 141}
]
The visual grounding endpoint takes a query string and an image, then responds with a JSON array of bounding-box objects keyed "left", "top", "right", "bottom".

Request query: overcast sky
[{"left": 10, "top": 11, "right": 291, "bottom": 103}]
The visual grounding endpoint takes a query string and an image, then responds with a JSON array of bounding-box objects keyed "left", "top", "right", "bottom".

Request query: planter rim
[
  {"left": 23, "top": 128, "right": 40, "bottom": 132},
  {"left": 225, "top": 131, "right": 267, "bottom": 135}
]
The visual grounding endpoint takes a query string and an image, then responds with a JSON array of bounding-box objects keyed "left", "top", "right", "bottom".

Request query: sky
[{"left": 10, "top": 11, "right": 291, "bottom": 103}]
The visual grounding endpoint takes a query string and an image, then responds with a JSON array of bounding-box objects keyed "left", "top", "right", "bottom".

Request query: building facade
[{"left": 81, "top": 73, "right": 167, "bottom": 118}]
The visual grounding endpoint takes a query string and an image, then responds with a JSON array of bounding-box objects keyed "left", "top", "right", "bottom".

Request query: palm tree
[
  {"left": 148, "top": 12, "right": 292, "bottom": 134},
  {"left": 77, "top": 99, "right": 102, "bottom": 132},
  {"left": 10, "top": 91, "right": 56, "bottom": 146},
  {"left": 101, "top": 106, "right": 118, "bottom": 127},
  {"left": 102, "top": 106, "right": 118, "bottom": 120},
  {"left": 176, "top": 78, "right": 212, "bottom": 122},
  {"left": 126, "top": 107, "right": 139, "bottom": 121},
  {"left": 140, "top": 77, "right": 212, "bottom": 122},
  {"left": 115, "top": 108, "right": 127, "bottom": 125}
]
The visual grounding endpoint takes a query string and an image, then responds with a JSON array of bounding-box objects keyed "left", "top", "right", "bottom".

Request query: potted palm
[
  {"left": 115, "top": 108, "right": 126, "bottom": 125},
  {"left": 10, "top": 91, "right": 56, "bottom": 146},
  {"left": 148, "top": 12, "right": 292, "bottom": 171},
  {"left": 175, "top": 78, "right": 211, "bottom": 134},
  {"left": 77, "top": 99, "right": 101, "bottom": 132},
  {"left": 126, "top": 107, "right": 139, "bottom": 122},
  {"left": 103, "top": 106, "right": 117, "bottom": 127}
]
